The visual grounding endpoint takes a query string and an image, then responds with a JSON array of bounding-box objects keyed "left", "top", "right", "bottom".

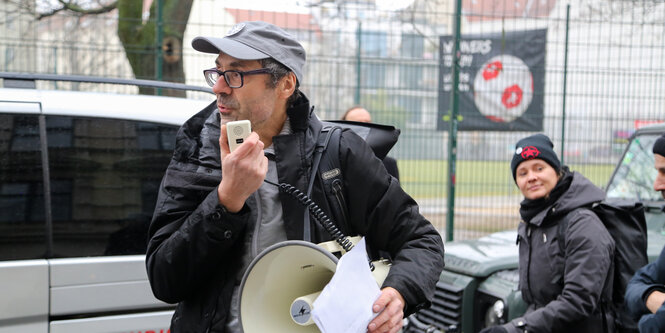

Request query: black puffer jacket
[
  {"left": 505, "top": 171, "right": 615, "bottom": 333},
  {"left": 145, "top": 94, "right": 445, "bottom": 333}
]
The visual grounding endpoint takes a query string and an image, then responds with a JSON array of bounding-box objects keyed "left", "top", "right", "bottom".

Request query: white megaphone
[{"left": 238, "top": 236, "right": 390, "bottom": 333}]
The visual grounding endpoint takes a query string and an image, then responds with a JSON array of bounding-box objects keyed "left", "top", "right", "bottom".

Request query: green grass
[{"left": 398, "top": 160, "right": 616, "bottom": 199}]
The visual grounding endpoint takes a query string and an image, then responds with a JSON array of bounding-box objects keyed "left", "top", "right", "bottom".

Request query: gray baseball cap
[{"left": 192, "top": 21, "right": 306, "bottom": 84}]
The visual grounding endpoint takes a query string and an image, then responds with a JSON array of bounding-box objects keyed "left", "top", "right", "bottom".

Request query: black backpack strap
[
  {"left": 303, "top": 126, "right": 337, "bottom": 242},
  {"left": 556, "top": 206, "right": 592, "bottom": 256},
  {"left": 556, "top": 205, "right": 612, "bottom": 333},
  {"left": 317, "top": 126, "right": 349, "bottom": 236}
]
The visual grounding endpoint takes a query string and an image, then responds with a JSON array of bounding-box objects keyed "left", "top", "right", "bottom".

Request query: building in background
[{"left": 1, "top": 0, "right": 37, "bottom": 73}]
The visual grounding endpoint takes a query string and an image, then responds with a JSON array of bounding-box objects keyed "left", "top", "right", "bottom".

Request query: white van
[{"left": 0, "top": 73, "right": 213, "bottom": 333}]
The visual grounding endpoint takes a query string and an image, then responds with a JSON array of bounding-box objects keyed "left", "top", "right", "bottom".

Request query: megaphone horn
[{"left": 239, "top": 240, "right": 338, "bottom": 333}]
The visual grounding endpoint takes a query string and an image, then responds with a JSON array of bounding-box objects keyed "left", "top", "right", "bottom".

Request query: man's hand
[
  {"left": 217, "top": 124, "right": 268, "bottom": 212},
  {"left": 367, "top": 287, "right": 404, "bottom": 333},
  {"left": 646, "top": 290, "right": 665, "bottom": 314}
]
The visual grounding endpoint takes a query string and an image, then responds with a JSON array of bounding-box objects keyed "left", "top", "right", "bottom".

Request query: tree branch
[
  {"left": 37, "top": 7, "right": 66, "bottom": 20},
  {"left": 37, "top": 0, "right": 118, "bottom": 20}
]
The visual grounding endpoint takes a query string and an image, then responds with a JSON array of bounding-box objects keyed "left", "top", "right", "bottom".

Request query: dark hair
[{"left": 259, "top": 58, "right": 300, "bottom": 108}]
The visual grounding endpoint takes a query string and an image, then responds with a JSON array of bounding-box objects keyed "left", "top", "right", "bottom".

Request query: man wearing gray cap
[{"left": 145, "top": 21, "right": 444, "bottom": 333}]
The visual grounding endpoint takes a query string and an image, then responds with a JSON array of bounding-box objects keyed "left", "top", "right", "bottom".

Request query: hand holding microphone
[{"left": 218, "top": 120, "right": 268, "bottom": 212}]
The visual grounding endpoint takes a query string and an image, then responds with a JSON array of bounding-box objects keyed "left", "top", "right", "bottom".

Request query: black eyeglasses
[{"left": 203, "top": 68, "right": 273, "bottom": 88}]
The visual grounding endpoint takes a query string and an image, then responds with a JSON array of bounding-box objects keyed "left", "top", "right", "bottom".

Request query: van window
[
  {"left": 46, "top": 115, "right": 178, "bottom": 258},
  {"left": 0, "top": 114, "right": 46, "bottom": 260}
]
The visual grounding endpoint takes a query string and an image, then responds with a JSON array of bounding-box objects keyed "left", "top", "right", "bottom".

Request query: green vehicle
[{"left": 405, "top": 124, "right": 665, "bottom": 333}]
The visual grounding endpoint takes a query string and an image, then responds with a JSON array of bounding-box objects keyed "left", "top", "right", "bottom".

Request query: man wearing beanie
[
  {"left": 625, "top": 132, "right": 665, "bottom": 333},
  {"left": 652, "top": 134, "right": 665, "bottom": 199},
  {"left": 481, "top": 133, "right": 615, "bottom": 333},
  {"left": 145, "top": 21, "right": 444, "bottom": 333}
]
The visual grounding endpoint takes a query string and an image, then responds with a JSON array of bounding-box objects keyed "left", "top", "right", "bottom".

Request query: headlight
[{"left": 484, "top": 300, "right": 506, "bottom": 326}]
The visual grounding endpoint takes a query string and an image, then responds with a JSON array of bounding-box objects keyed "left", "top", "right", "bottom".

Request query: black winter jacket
[
  {"left": 145, "top": 95, "right": 445, "bottom": 333},
  {"left": 505, "top": 171, "right": 615, "bottom": 333}
]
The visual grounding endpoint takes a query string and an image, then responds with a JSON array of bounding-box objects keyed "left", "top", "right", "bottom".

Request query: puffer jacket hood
[{"left": 553, "top": 171, "right": 606, "bottom": 214}]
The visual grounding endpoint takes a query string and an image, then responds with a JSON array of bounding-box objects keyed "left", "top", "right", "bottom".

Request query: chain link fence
[{"left": 2, "top": 0, "right": 663, "bottom": 240}]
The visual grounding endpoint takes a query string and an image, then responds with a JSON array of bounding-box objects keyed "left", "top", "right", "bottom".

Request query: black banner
[{"left": 437, "top": 29, "right": 546, "bottom": 131}]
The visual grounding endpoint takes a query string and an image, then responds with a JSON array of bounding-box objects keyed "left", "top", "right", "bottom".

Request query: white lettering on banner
[
  {"left": 460, "top": 55, "right": 474, "bottom": 67},
  {"left": 442, "top": 40, "right": 492, "bottom": 55}
]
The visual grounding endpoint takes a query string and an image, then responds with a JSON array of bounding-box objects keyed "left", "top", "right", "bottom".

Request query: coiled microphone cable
[{"left": 263, "top": 179, "right": 375, "bottom": 271}]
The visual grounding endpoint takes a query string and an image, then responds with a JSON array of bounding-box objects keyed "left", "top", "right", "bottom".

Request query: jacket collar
[
  {"left": 286, "top": 92, "right": 313, "bottom": 132},
  {"left": 527, "top": 171, "right": 605, "bottom": 226}
]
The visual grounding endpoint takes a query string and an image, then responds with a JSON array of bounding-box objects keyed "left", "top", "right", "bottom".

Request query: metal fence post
[
  {"left": 155, "top": 0, "right": 164, "bottom": 95},
  {"left": 561, "top": 4, "right": 570, "bottom": 164},
  {"left": 355, "top": 22, "right": 362, "bottom": 105},
  {"left": 446, "top": 0, "right": 463, "bottom": 242}
]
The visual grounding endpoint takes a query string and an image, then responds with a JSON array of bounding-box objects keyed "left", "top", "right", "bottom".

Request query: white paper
[{"left": 311, "top": 237, "right": 382, "bottom": 333}]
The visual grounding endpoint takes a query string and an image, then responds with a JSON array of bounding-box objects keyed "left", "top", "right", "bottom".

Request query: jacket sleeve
[
  {"left": 638, "top": 305, "right": 665, "bottom": 333},
  {"left": 145, "top": 164, "right": 249, "bottom": 304},
  {"left": 625, "top": 245, "right": 665, "bottom": 320},
  {"left": 338, "top": 130, "right": 445, "bottom": 315},
  {"left": 510, "top": 210, "right": 614, "bottom": 332}
]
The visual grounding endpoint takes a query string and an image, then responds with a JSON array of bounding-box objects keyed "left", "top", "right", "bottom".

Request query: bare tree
[{"left": 35, "top": 0, "right": 193, "bottom": 96}]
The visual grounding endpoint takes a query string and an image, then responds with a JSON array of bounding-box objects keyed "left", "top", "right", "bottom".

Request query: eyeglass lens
[{"left": 205, "top": 70, "right": 243, "bottom": 88}]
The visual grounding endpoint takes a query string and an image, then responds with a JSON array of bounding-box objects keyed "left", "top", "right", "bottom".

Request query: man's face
[
  {"left": 212, "top": 53, "right": 282, "bottom": 132},
  {"left": 654, "top": 153, "right": 665, "bottom": 199}
]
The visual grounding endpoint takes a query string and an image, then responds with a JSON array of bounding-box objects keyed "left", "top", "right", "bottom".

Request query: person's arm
[
  {"left": 638, "top": 305, "right": 665, "bottom": 333},
  {"left": 146, "top": 183, "right": 249, "bottom": 304},
  {"left": 145, "top": 126, "right": 267, "bottom": 304},
  {"left": 625, "top": 245, "right": 665, "bottom": 319},
  {"left": 337, "top": 130, "right": 445, "bottom": 330},
  {"left": 505, "top": 210, "right": 614, "bottom": 332}
]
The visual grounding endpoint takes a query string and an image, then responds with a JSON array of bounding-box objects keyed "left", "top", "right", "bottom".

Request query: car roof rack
[{"left": 0, "top": 72, "right": 213, "bottom": 94}]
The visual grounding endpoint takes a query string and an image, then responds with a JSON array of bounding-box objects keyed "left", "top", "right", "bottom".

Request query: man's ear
[{"left": 278, "top": 72, "right": 297, "bottom": 100}]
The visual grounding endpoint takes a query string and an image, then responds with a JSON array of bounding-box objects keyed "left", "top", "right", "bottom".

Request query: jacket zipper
[
  {"left": 251, "top": 192, "right": 261, "bottom": 258},
  {"left": 331, "top": 179, "right": 348, "bottom": 228},
  {"left": 526, "top": 224, "right": 533, "bottom": 301}
]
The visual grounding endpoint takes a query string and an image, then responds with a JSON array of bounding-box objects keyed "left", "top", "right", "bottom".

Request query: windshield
[{"left": 606, "top": 133, "right": 663, "bottom": 202}]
